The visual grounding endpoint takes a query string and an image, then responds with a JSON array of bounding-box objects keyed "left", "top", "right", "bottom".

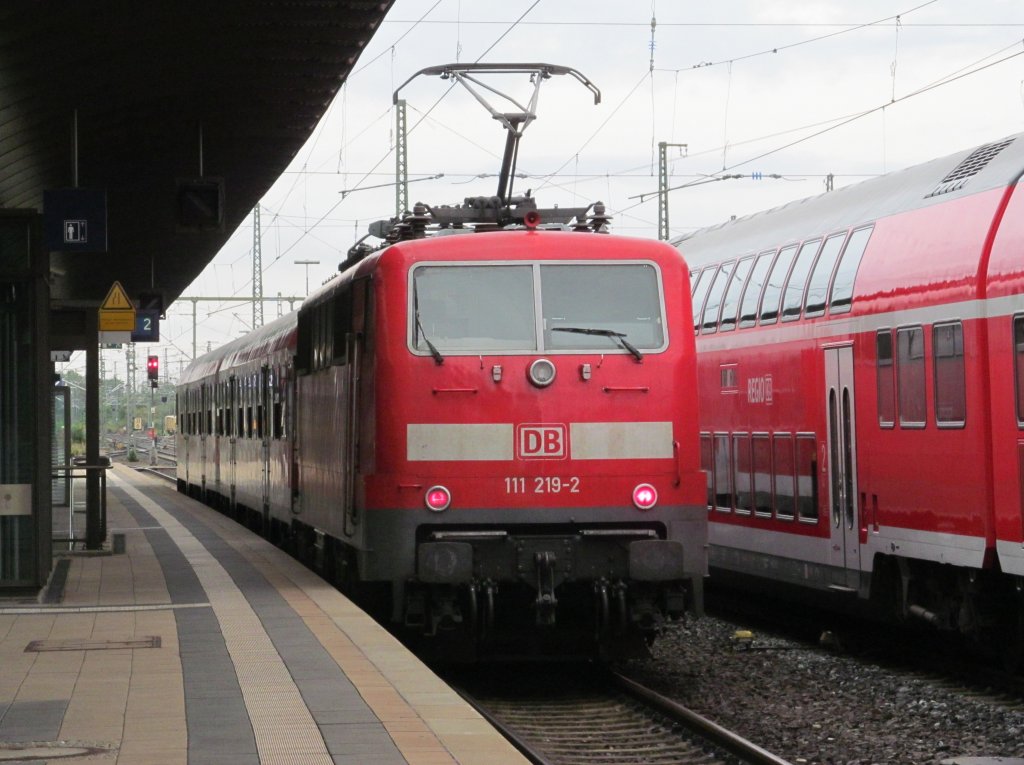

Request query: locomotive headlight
[
  {"left": 425, "top": 485, "right": 452, "bottom": 512},
  {"left": 528, "top": 358, "right": 557, "bottom": 388},
  {"left": 632, "top": 483, "right": 658, "bottom": 511}
]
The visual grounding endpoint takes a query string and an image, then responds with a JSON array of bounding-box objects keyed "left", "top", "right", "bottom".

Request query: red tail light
[
  {"left": 425, "top": 485, "right": 452, "bottom": 512},
  {"left": 632, "top": 483, "right": 658, "bottom": 511}
]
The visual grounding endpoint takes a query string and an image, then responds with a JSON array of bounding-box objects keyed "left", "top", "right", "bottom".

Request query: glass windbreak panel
[
  {"left": 773, "top": 434, "right": 795, "bottom": 519},
  {"left": 701, "top": 262, "right": 735, "bottom": 334},
  {"left": 719, "top": 256, "right": 754, "bottom": 332},
  {"left": 752, "top": 435, "right": 772, "bottom": 516},
  {"left": 781, "top": 239, "right": 822, "bottom": 321},
  {"left": 760, "top": 245, "right": 798, "bottom": 324},
  {"left": 797, "top": 435, "right": 818, "bottom": 521},
  {"left": 713, "top": 433, "right": 732, "bottom": 510},
  {"left": 739, "top": 250, "right": 775, "bottom": 328},
  {"left": 543, "top": 263, "right": 665, "bottom": 351},
  {"left": 897, "top": 326, "right": 927, "bottom": 426},
  {"left": 691, "top": 267, "right": 715, "bottom": 330},
  {"left": 933, "top": 322, "right": 966, "bottom": 426},
  {"left": 804, "top": 232, "right": 848, "bottom": 317},
  {"left": 413, "top": 265, "right": 536, "bottom": 352},
  {"left": 877, "top": 330, "right": 895, "bottom": 427},
  {"left": 830, "top": 226, "right": 873, "bottom": 313},
  {"left": 1016, "top": 317, "right": 1024, "bottom": 423}
]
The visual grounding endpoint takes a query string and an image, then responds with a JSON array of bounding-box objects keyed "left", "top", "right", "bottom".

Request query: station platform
[{"left": 0, "top": 466, "right": 528, "bottom": 765}]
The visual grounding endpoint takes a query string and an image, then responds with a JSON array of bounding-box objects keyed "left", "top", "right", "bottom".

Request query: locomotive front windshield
[{"left": 411, "top": 262, "right": 666, "bottom": 355}]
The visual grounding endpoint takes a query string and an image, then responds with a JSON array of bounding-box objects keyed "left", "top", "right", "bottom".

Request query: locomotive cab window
[{"left": 409, "top": 262, "right": 667, "bottom": 355}]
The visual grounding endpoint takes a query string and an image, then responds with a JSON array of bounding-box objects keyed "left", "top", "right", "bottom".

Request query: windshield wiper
[
  {"left": 412, "top": 277, "right": 444, "bottom": 365},
  {"left": 552, "top": 326, "right": 643, "bottom": 361}
]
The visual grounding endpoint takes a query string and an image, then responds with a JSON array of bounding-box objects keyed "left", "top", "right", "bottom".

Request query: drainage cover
[
  {"left": 24, "top": 636, "right": 160, "bottom": 652},
  {"left": 0, "top": 742, "right": 112, "bottom": 761}
]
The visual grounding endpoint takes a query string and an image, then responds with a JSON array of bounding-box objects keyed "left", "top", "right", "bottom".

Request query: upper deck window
[
  {"left": 690, "top": 266, "right": 715, "bottom": 331},
  {"left": 781, "top": 239, "right": 822, "bottom": 321},
  {"left": 738, "top": 250, "right": 776, "bottom": 328},
  {"left": 829, "top": 226, "right": 872, "bottom": 313},
  {"left": 759, "top": 245, "right": 798, "bottom": 324},
  {"left": 410, "top": 262, "right": 666, "bottom": 355},
  {"left": 719, "top": 256, "right": 754, "bottom": 332},
  {"left": 701, "top": 261, "right": 736, "bottom": 334},
  {"left": 804, "top": 232, "right": 847, "bottom": 318}
]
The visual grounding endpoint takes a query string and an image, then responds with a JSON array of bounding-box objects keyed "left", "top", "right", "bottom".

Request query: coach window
[
  {"left": 804, "top": 232, "right": 847, "bottom": 318},
  {"left": 796, "top": 435, "right": 819, "bottom": 522},
  {"left": 781, "top": 239, "right": 822, "bottom": 321},
  {"left": 738, "top": 250, "right": 775, "bottom": 328},
  {"left": 933, "top": 322, "right": 966, "bottom": 427},
  {"left": 732, "top": 433, "right": 753, "bottom": 513},
  {"left": 876, "top": 330, "right": 895, "bottom": 427},
  {"left": 759, "top": 244, "right": 798, "bottom": 324},
  {"left": 700, "top": 433, "right": 713, "bottom": 508},
  {"left": 701, "top": 261, "right": 735, "bottom": 334},
  {"left": 713, "top": 433, "right": 732, "bottom": 510},
  {"left": 772, "top": 434, "right": 795, "bottom": 519},
  {"left": 719, "top": 256, "right": 754, "bottom": 332},
  {"left": 216, "top": 384, "right": 224, "bottom": 436},
  {"left": 690, "top": 266, "right": 714, "bottom": 331},
  {"left": 829, "top": 226, "right": 873, "bottom": 314},
  {"left": 752, "top": 434, "right": 772, "bottom": 516},
  {"left": 1016, "top": 316, "right": 1024, "bottom": 424},
  {"left": 897, "top": 326, "right": 927, "bottom": 427}
]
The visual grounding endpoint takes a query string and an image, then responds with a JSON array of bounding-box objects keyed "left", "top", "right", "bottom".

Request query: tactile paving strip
[{"left": 113, "top": 476, "right": 334, "bottom": 764}]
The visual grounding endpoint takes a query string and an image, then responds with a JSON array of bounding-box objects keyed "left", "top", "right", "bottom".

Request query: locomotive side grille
[{"left": 926, "top": 137, "right": 1016, "bottom": 198}]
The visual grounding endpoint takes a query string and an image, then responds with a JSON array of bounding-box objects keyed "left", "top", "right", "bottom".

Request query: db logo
[{"left": 517, "top": 424, "right": 567, "bottom": 460}]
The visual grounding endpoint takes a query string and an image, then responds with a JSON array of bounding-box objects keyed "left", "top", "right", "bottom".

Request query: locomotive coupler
[{"left": 535, "top": 551, "right": 559, "bottom": 626}]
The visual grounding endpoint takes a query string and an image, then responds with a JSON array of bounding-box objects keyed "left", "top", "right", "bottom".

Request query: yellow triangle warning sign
[{"left": 100, "top": 281, "right": 133, "bottom": 311}]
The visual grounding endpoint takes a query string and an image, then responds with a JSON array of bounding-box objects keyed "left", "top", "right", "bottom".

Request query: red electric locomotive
[
  {"left": 177, "top": 198, "right": 708, "bottom": 658},
  {"left": 675, "top": 133, "right": 1024, "bottom": 664}
]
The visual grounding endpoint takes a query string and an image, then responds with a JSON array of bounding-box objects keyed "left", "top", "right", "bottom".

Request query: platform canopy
[{"left": 0, "top": 1, "right": 393, "bottom": 309}]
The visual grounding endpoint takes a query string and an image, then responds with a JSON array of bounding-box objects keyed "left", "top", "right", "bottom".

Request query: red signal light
[{"left": 147, "top": 355, "right": 159, "bottom": 381}]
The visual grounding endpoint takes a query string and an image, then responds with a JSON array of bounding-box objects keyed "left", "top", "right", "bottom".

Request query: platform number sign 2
[{"left": 131, "top": 309, "right": 160, "bottom": 342}]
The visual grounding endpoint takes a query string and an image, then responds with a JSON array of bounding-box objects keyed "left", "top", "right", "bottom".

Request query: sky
[{"left": 91, "top": 0, "right": 1024, "bottom": 384}]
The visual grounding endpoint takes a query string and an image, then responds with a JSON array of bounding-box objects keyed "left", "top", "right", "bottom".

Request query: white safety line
[
  {"left": 111, "top": 474, "right": 334, "bottom": 764},
  {"left": 0, "top": 603, "right": 210, "bottom": 615}
]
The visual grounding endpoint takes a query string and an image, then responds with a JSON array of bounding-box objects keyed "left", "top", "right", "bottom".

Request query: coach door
[
  {"left": 260, "top": 365, "right": 271, "bottom": 514},
  {"left": 342, "top": 278, "right": 368, "bottom": 538},
  {"left": 825, "top": 345, "right": 861, "bottom": 589}
]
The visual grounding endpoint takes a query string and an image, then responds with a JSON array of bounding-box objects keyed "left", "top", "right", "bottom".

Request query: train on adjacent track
[
  {"left": 175, "top": 198, "right": 708, "bottom": 659},
  {"left": 674, "top": 132, "right": 1024, "bottom": 666}
]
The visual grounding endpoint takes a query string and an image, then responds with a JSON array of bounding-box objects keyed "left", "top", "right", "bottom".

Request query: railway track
[{"left": 445, "top": 664, "right": 792, "bottom": 765}]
